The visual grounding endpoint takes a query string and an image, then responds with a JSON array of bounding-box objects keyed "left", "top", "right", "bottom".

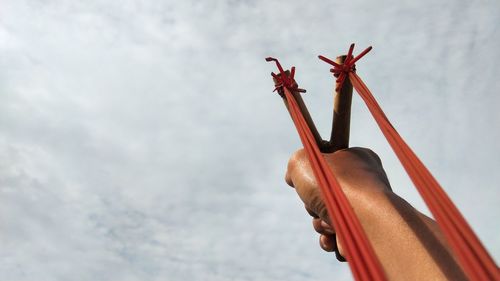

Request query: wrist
[{"left": 341, "top": 179, "right": 394, "bottom": 218}]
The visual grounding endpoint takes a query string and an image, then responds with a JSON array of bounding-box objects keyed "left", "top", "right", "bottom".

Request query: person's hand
[
  {"left": 284, "top": 147, "right": 393, "bottom": 259},
  {"left": 284, "top": 147, "right": 468, "bottom": 280}
]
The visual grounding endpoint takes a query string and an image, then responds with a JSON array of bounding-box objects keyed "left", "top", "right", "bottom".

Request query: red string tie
[
  {"left": 318, "top": 43, "right": 372, "bottom": 91},
  {"left": 265, "top": 57, "right": 306, "bottom": 96}
]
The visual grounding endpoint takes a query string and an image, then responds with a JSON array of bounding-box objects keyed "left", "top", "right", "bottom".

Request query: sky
[{"left": 0, "top": 0, "right": 499, "bottom": 280}]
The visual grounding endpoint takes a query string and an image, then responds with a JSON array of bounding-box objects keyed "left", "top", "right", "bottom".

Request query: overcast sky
[{"left": 1, "top": 0, "right": 499, "bottom": 280}]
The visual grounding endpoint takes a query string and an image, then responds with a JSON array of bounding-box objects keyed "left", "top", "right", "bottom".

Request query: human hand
[
  {"left": 284, "top": 147, "right": 467, "bottom": 280},
  {"left": 284, "top": 147, "right": 393, "bottom": 259}
]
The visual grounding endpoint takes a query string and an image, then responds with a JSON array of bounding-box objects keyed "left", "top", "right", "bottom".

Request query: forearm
[{"left": 347, "top": 190, "right": 467, "bottom": 281}]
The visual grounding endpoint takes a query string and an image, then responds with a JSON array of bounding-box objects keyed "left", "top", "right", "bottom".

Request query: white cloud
[{"left": 0, "top": 0, "right": 499, "bottom": 280}]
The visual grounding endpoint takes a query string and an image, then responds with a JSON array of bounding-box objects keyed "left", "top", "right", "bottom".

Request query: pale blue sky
[{"left": 1, "top": 0, "right": 499, "bottom": 280}]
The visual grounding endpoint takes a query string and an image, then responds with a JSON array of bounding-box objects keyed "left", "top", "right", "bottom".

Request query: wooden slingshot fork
[{"left": 266, "top": 53, "right": 356, "bottom": 153}]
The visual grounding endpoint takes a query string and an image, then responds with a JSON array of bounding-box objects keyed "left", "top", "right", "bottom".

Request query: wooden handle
[
  {"left": 273, "top": 72, "right": 325, "bottom": 148},
  {"left": 327, "top": 55, "right": 353, "bottom": 152}
]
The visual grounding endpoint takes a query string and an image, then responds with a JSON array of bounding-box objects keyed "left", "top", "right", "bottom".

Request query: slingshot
[{"left": 266, "top": 44, "right": 499, "bottom": 281}]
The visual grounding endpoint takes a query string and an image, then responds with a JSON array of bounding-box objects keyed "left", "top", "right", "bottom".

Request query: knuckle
[
  {"left": 288, "top": 148, "right": 305, "bottom": 171},
  {"left": 285, "top": 148, "right": 305, "bottom": 187},
  {"left": 312, "top": 218, "right": 323, "bottom": 233},
  {"left": 286, "top": 149, "right": 306, "bottom": 185}
]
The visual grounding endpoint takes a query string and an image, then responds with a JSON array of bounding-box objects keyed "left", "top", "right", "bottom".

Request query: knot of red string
[
  {"left": 318, "top": 43, "right": 372, "bottom": 91},
  {"left": 265, "top": 57, "right": 306, "bottom": 96}
]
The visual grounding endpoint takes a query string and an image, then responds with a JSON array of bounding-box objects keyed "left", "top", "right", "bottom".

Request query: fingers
[
  {"left": 312, "top": 218, "right": 334, "bottom": 235},
  {"left": 286, "top": 149, "right": 330, "bottom": 221},
  {"left": 313, "top": 218, "right": 336, "bottom": 252},
  {"left": 305, "top": 205, "right": 319, "bottom": 218},
  {"left": 312, "top": 218, "right": 346, "bottom": 261},
  {"left": 287, "top": 149, "right": 347, "bottom": 261},
  {"left": 320, "top": 234, "right": 337, "bottom": 252},
  {"left": 312, "top": 218, "right": 323, "bottom": 233},
  {"left": 319, "top": 232, "right": 347, "bottom": 262},
  {"left": 320, "top": 220, "right": 335, "bottom": 234}
]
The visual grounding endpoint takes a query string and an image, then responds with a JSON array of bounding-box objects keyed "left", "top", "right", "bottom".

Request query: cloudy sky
[{"left": 1, "top": 0, "right": 499, "bottom": 280}]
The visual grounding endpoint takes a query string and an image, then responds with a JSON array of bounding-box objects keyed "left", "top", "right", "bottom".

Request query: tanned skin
[{"left": 285, "top": 147, "right": 468, "bottom": 281}]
